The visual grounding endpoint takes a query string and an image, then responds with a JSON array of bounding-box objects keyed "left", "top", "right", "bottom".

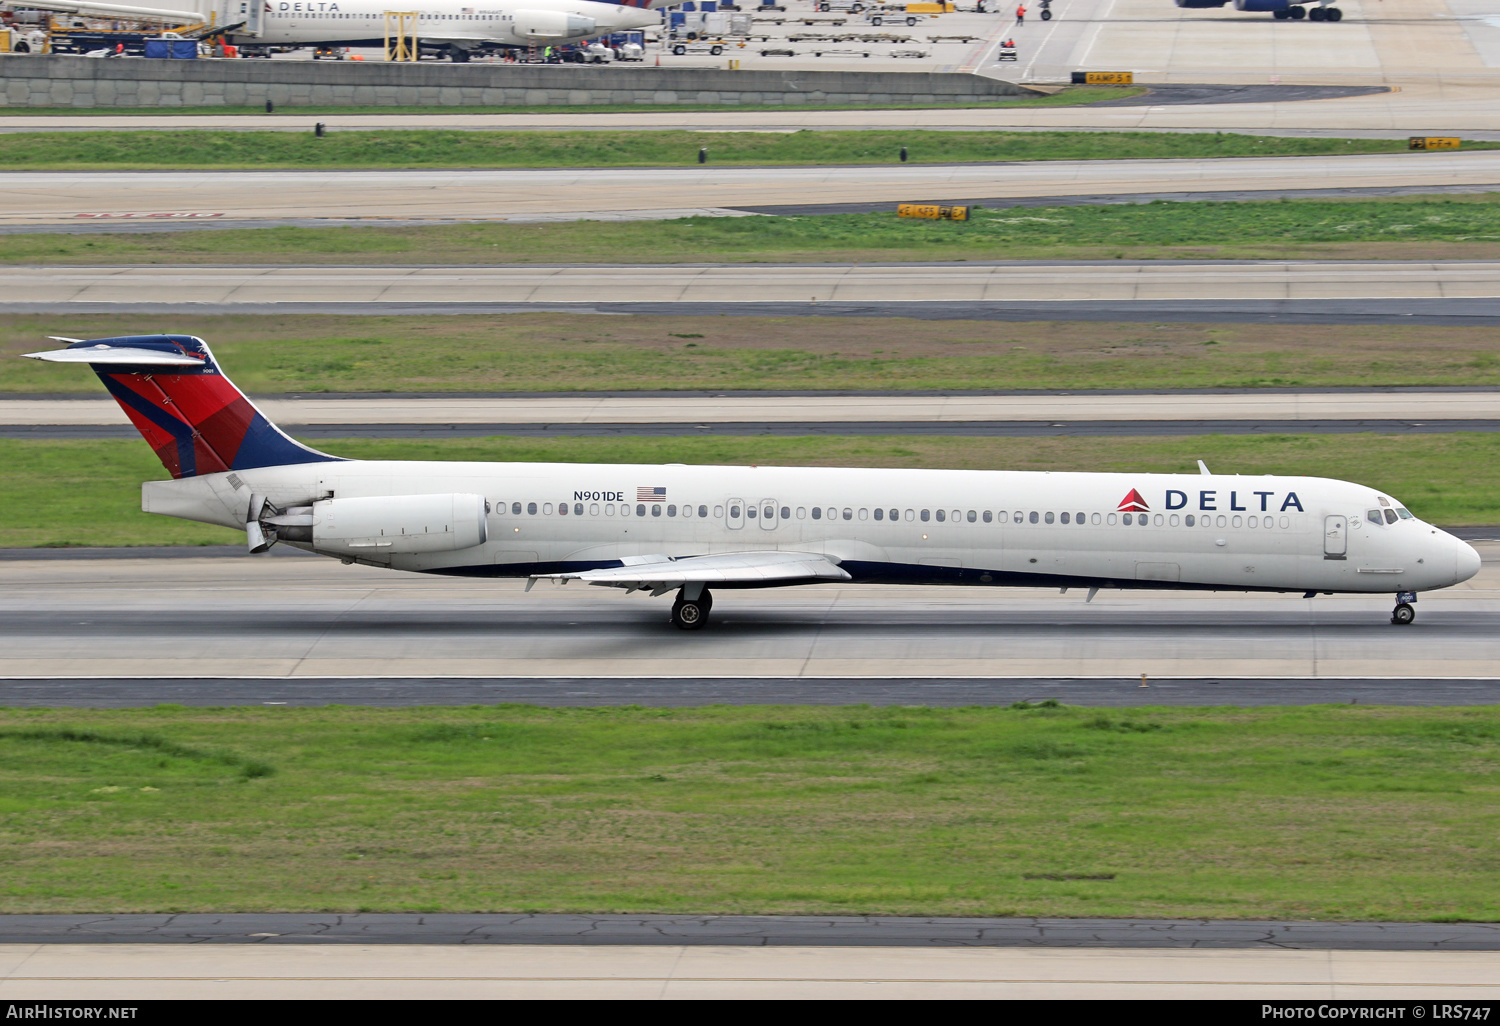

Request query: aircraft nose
[{"left": 1454, "top": 537, "right": 1482, "bottom": 584}]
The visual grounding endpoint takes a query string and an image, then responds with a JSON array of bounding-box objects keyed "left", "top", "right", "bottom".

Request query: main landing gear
[
  {"left": 1275, "top": 5, "right": 1343, "bottom": 19},
  {"left": 671, "top": 585, "right": 713, "bottom": 630},
  {"left": 1391, "top": 591, "right": 1417, "bottom": 626}
]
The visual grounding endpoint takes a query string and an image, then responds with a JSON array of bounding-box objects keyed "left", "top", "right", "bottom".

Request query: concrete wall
[{"left": 0, "top": 54, "right": 1037, "bottom": 108}]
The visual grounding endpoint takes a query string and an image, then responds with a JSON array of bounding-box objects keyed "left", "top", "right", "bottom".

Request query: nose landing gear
[
  {"left": 671, "top": 585, "right": 713, "bottom": 630},
  {"left": 1391, "top": 591, "right": 1417, "bottom": 625}
]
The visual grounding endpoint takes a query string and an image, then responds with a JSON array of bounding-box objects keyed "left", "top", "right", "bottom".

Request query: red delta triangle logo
[{"left": 1117, "top": 488, "right": 1150, "bottom": 513}]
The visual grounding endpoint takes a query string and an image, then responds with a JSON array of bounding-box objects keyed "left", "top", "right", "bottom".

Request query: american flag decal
[{"left": 636, "top": 486, "right": 667, "bottom": 501}]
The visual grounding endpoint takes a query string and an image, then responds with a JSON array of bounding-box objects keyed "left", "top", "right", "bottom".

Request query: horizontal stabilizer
[
  {"left": 542, "top": 550, "right": 851, "bottom": 588},
  {"left": 24, "top": 344, "right": 203, "bottom": 367}
]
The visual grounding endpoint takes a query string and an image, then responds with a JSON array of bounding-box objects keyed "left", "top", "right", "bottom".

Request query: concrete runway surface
[
  {"left": 5, "top": 390, "right": 1497, "bottom": 429},
  {"left": 1, "top": 546, "right": 1494, "bottom": 680},
  {"left": 5, "top": 260, "right": 1500, "bottom": 306},
  {"left": 5, "top": 151, "right": 1499, "bottom": 225},
  {"left": 2, "top": 942, "right": 1498, "bottom": 998}
]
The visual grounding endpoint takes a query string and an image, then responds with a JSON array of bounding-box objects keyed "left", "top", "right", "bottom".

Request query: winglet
[{"left": 1197, "top": 460, "right": 1211, "bottom": 476}]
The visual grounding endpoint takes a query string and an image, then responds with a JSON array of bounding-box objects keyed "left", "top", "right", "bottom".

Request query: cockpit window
[
  {"left": 1384, "top": 509, "right": 1399, "bottom": 525},
  {"left": 1396, "top": 508, "right": 1414, "bottom": 520},
  {"left": 1366, "top": 509, "right": 1384, "bottom": 525}
]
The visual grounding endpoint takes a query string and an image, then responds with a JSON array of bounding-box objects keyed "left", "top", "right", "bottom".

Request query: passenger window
[
  {"left": 781, "top": 506, "right": 791, "bottom": 520},
  {"left": 921, "top": 510, "right": 930, "bottom": 522},
  {"left": 527, "top": 502, "right": 538, "bottom": 515},
  {"left": 764, "top": 505, "right": 774, "bottom": 520},
  {"left": 747, "top": 506, "right": 756, "bottom": 519},
  {"left": 729, "top": 505, "right": 740, "bottom": 518},
  {"left": 1216, "top": 515, "right": 1227, "bottom": 528},
  {"left": 812, "top": 507, "right": 821, "bottom": 520},
  {"left": 1153, "top": 515, "right": 1163, "bottom": 526},
  {"left": 590, "top": 504, "right": 600, "bottom": 516},
  {"left": 1091, "top": 513, "right": 1100, "bottom": 525},
  {"left": 797, "top": 507, "right": 806, "bottom": 519},
  {"left": 843, "top": 508, "right": 853, "bottom": 521},
  {"left": 558, "top": 503, "right": 568, "bottom": 516},
  {"left": 1060, "top": 512, "right": 1070, "bottom": 524},
  {"left": 1122, "top": 513, "right": 1132, "bottom": 526},
  {"left": 1013, "top": 511, "right": 1023, "bottom": 523},
  {"left": 890, "top": 509, "right": 899, "bottom": 521},
  {"left": 936, "top": 510, "right": 945, "bottom": 523},
  {"left": 492, "top": 501, "right": 503, "bottom": 515},
  {"left": 1280, "top": 516, "right": 1290, "bottom": 528},
  {"left": 1247, "top": 515, "right": 1257, "bottom": 528},
  {"left": 983, "top": 511, "right": 992, "bottom": 523},
  {"left": 1384, "top": 509, "right": 1398, "bottom": 525},
  {"left": 512, "top": 502, "right": 522, "bottom": 515},
  {"left": 667, "top": 505, "right": 677, "bottom": 517},
  {"left": 714, "top": 505, "right": 724, "bottom": 518},
  {"left": 1044, "top": 512, "right": 1054, "bottom": 524},
  {"left": 1107, "top": 513, "right": 1117, "bottom": 525},
  {"left": 1169, "top": 514, "right": 1179, "bottom": 527},
  {"left": 606, "top": 504, "right": 616, "bottom": 516},
  {"left": 637, "top": 504, "right": 647, "bottom": 517},
  {"left": 858, "top": 508, "right": 868, "bottom": 521},
  {"left": 997, "top": 511, "right": 1008, "bottom": 524},
  {"left": 543, "top": 503, "right": 554, "bottom": 515},
  {"left": 575, "top": 503, "right": 584, "bottom": 516},
  {"left": 827, "top": 508, "right": 837, "bottom": 520},
  {"left": 1028, "top": 511, "right": 1038, "bottom": 524},
  {"left": 700, "top": 506, "right": 709, "bottom": 518},
  {"left": 874, "top": 508, "right": 884, "bottom": 521},
  {"left": 905, "top": 509, "right": 915, "bottom": 522}
]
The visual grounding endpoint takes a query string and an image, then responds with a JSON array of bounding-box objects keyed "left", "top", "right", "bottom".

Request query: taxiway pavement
[
  {"left": 4, "top": 391, "right": 1497, "bottom": 429},
  {"left": 1, "top": 546, "right": 1494, "bottom": 681},
  {"left": 4, "top": 942, "right": 1496, "bottom": 999},
  {"left": 3, "top": 260, "right": 1499, "bottom": 306},
  {"left": 5, "top": 151, "right": 1499, "bottom": 226}
]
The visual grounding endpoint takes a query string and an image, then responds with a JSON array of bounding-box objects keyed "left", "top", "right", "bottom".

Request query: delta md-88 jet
[{"left": 27, "top": 334, "right": 1481, "bottom": 630}]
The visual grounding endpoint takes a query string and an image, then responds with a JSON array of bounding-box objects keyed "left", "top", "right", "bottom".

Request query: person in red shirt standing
[{"left": 1016, "top": 3, "right": 1025, "bottom": 22}]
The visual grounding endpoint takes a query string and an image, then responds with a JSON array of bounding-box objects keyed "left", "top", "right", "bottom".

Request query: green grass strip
[
  {"left": 0, "top": 704, "right": 1495, "bottom": 918},
  {"left": 0, "top": 129, "right": 1473, "bottom": 170},
  {"left": 0, "top": 727, "right": 273, "bottom": 779},
  {"left": 3, "top": 433, "right": 1496, "bottom": 548},
  {"left": 7, "top": 196, "right": 1499, "bottom": 268}
]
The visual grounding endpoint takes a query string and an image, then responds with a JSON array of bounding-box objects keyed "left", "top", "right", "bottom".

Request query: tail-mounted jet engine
[{"left": 244, "top": 493, "right": 488, "bottom": 557}]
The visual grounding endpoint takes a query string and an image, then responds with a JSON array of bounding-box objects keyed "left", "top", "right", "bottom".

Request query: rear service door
[{"left": 1324, "top": 515, "right": 1347, "bottom": 560}]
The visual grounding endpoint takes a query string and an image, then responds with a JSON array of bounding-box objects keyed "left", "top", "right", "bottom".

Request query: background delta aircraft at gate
[{"left": 26, "top": 334, "right": 1482, "bottom": 631}]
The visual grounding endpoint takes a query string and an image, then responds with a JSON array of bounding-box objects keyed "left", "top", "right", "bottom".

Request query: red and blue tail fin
[{"left": 24, "top": 334, "right": 342, "bottom": 480}]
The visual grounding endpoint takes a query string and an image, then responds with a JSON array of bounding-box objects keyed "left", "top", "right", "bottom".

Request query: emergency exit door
[
  {"left": 758, "top": 499, "right": 778, "bottom": 529},
  {"left": 1324, "top": 515, "right": 1347, "bottom": 560}
]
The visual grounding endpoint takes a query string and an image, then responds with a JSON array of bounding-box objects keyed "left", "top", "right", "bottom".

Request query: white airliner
[
  {"left": 23, "top": 0, "right": 661, "bottom": 52},
  {"left": 26, "top": 334, "right": 1482, "bottom": 630}
]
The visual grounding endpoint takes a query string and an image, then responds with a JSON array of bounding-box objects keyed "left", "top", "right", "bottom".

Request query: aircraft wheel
[
  {"left": 671, "top": 594, "right": 709, "bottom": 630},
  {"left": 1289, "top": 5, "right": 1306, "bottom": 17},
  {"left": 1041, "top": 8, "right": 1051, "bottom": 18},
  {"left": 1308, "top": 5, "right": 1325, "bottom": 18},
  {"left": 1273, "top": 7, "right": 1289, "bottom": 17},
  {"left": 1391, "top": 602, "right": 1415, "bottom": 626},
  {"left": 1327, "top": 6, "right": 1342, "bottom": 19}
]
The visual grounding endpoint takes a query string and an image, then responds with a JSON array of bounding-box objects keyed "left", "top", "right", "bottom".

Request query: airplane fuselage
[
  {"left": 230, "top": 0, "right": 658, "bottom": 48},
  {"left": 146, "top": 460, "right": 1478, "bottom": 596}
]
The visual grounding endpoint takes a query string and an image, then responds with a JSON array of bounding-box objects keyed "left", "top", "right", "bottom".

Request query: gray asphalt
[
  {"left": 8, "top": 298, "right": 1500, "bottom": 325},
  {"left": 0, "top": 913, "right": 1494, "bottom": 949},
  {"left": 9, "top": 419, "right": 1500, "bottom": 441},
  {"left": 4, "top": 675, "right": 1498, "bottom": 707}
]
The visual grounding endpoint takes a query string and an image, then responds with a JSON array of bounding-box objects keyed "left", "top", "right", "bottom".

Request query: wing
[{"left": 538, "top": 550, "right": 851, "bottom": 594}]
